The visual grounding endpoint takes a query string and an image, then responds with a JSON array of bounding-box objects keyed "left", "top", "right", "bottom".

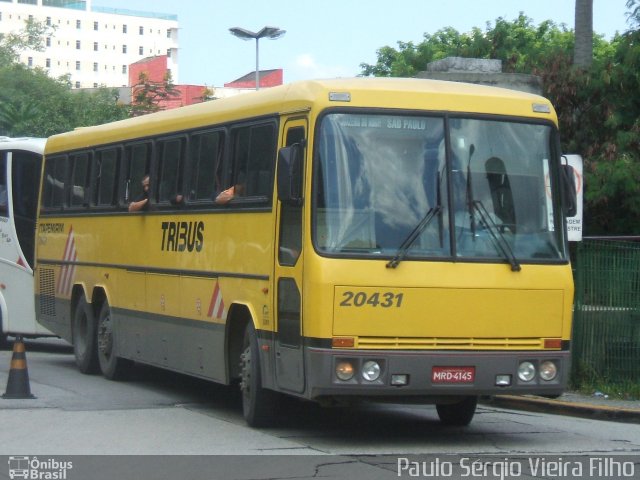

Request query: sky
[{"left": 94, "top": 0, "right": 634, "bottom": 87}]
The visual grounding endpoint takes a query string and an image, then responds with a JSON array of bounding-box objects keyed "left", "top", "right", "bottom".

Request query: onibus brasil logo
[{"left": 8, "top": 456, "right": 73, "bottom": 479}]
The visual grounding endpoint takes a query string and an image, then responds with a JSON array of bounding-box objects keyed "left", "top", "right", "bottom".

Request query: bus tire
[
  {"left": 240, "top": 322, "right": 278, "bottom": 428},
  {"left": 96, "top": 301, "right": 130, "bottom": 380},
  {"left": 436, "top": 396, "right": 478, "bottom": 426},
  {"left": 72, "top": 297, "right": 99, "bottom": 374}
]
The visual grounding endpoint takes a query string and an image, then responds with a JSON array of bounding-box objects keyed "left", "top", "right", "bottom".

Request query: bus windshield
[{"left": 313, "top": 112, "right": 566, "bottom": 264}]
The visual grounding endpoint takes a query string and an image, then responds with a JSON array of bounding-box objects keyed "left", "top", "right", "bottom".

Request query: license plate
[{"left": 431, "top": 366, "right": 475, "bottom": 384}]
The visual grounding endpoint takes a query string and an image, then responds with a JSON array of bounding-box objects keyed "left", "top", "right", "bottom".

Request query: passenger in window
[
  {"left": 214, "top": 176, "right": 245, "bottom": 204},
  {"left": 128, "top": 174, "right": 150, "bottom": 212}
]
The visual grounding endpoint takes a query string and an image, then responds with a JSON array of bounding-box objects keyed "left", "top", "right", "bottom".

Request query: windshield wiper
[
  {"left": 386, "top": 206, "right": 440, "bottom": 269},
  {"left": 471, "top": 200, "right": 522, "bottom": 272}
]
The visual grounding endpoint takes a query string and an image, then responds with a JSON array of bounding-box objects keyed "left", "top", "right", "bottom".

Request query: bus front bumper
[{"left": 304, "top": 347, "right": 570, "bottom": 400}]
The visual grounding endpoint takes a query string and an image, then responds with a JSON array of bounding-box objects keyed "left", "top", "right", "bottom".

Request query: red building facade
[
  {"left": 129, "top": 56, "right": 209, "bottom": 109},
  {"left": 128, "top": 56, "right": 283, "bottom": 110}
]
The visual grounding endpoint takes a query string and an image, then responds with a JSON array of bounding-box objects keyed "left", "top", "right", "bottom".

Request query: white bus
[{"left": 0, "top": 137, "right": 53, "bottom": 346}]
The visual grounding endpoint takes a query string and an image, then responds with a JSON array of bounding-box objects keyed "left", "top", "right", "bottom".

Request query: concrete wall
[{"left": 417, "top": 57, "right": 543, "bottom": 95}]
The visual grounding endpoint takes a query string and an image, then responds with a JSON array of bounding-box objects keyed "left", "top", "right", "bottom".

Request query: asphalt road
[{"left": 1, "top": 338, "right": 639, "bottom": 480}]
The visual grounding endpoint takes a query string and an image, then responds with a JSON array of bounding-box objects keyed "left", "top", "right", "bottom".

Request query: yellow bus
[{"left": 35, "top": 78, "right": 575, "bottom": 427}]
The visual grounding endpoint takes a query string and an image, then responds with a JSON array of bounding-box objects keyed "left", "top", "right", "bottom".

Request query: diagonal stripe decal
[
  {"left": 207, "top": 280, "right": 226, "bottom": 319},
  {"left": 56, "top": 226, "right": 77, "bottom": 296}
]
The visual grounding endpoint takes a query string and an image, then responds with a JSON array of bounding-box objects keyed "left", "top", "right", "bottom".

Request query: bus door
[{"left": 273, "top": 119, "right": 307, "bottom": 393}]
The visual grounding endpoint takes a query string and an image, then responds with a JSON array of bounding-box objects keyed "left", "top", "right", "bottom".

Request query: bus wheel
[
  {"left": 240, "top": 322, "right": 278, "bottom": 427},
  {"left": 96, "top": 301, "right": 130, "bottom": 380},
  {"left": 436, "top": 396, "right": 478, "bottom": 426},
  {"left": 72, "top": 297, "right": 99, "bottom": 374}
]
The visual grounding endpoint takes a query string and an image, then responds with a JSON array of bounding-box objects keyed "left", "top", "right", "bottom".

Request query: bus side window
[
  {"left": 188, "top": 130, "right": 224, "bottom": 202},
  {"left": 93, "top": 148, "right": 119, "bottom": 207},
  {"left": 42, "top": 155, "right": 68, "bottom": 210},
  {"left": 124, "top": 142, "right": 151, "bottom": 204},
  {"left": 157, "top": 137, "right": 184, "bottom": 204},
  {"left": 69, "top": 152, "right": 90, "bottom": 207},
  {"left": 229, "top": 123, "right": 276, "bottom": 200}
]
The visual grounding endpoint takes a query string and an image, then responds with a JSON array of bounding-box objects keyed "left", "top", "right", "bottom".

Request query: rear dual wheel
[
  {"left": 96, "top": 301, "right": 131, "bottom": 380},
  {"left": 72, "top": 297, "right": 99, "bottom": 374}
]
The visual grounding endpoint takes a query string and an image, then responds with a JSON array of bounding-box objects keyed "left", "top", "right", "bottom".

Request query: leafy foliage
[
  {"left": 361, "top": 11, "right": 640, "bottom": 235},
  {"left": 0, "top": 19, "right": 129, "bottom": 137},
  {"left": 130, "top": 70, "right": 181, "bottom": 117}
]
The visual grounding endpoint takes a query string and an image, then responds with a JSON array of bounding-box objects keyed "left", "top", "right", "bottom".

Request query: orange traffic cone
[{"left": 2, "top": 336, "right": 35, "bottom": 399}]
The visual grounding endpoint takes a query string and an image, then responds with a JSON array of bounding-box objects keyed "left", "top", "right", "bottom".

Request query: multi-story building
[{"left": 0, "top": 0, "right": 178, "bottom": 88}]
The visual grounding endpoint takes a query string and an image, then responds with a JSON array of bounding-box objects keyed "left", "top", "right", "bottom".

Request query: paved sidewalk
[{"left": 485, "top": 391, "right": 640, "bottom": 423}]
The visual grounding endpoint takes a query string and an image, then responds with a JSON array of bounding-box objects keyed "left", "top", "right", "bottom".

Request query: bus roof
[
  {"left": 0, "top": 137, "right": 46, "bottom": 153},
  {"left": 45, "top": 77, "right": 557, "bottom": 154}
]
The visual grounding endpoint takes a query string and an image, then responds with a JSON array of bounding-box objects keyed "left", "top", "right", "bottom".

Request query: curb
[{"left": 483, "top": 395, "right": 640, "bottom": 424}]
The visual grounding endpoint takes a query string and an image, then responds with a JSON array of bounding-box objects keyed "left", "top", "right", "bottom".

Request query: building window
[
  {"left": 27, "top": 57, "right": 33, "bottom": 67},
  {"left": 138, "top": 46, "right": 143, "bottom": 55},
  {"left": 93, "top": 21, "right": 98, "bottom": 31},
  {"left": 75, "top": 81, "right": 80, "bottom": 88},
  {"left": 76, "top": 40, "right": 81, "bottom": 49},
  {"left": 76, "top": 19, "right": 81, "bottom": 29},
  {"left": 76, "top": 61, "right": 81, "bottom": 71},
  {"left": 93, "top": 83, "right": 98, "bottom": 88},
  {"left": 46, "top": 17, "right": 51, "bottom": 26},
  {"left": 167, "top": 29, "right": 171, "bottom": 39},
  {"left": 46, "top": 58, "right": 51, "bottom": 68},
  {"left": 93, "top": 42, "right": 98, "bottom": 51},
  {"left": 93, "top": 62, "right": 98, "bottom": 72},
  {"left": 167, "top": 49, "right": 171, "bottom": 58},
  {"left": 139, "top": 26, "right": 143, "bottom": 35},
  {"left": 46, "top": 37, "right": 51, "bottom": 47},
  {"left": 122, "top": 45, "right": 127, "bottom": 54},
  {"left": 122, "top": 65, "right": 127, "bottom": 74},
  {"left": 122, "top": 24, "right": 127, "bottom": 34}
]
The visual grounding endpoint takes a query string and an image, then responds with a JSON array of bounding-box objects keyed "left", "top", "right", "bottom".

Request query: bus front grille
[{"left": 355, "top": 337, "right": 544, "bottom": 350}]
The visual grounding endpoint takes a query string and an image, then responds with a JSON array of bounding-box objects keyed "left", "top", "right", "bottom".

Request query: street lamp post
[{"left": 229, "top": 26, "right": 285, "bottom": 90}]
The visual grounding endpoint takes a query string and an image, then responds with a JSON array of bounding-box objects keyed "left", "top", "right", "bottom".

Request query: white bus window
[
  {"left": 12, "top": 150, "right": 42, "bottom": 268},
  {"left": 0, "top": 153, "right": 7, "bottom": 217}
]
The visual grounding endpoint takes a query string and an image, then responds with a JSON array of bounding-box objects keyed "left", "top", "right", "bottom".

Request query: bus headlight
[
  {"left": 336, "top": 361, "right": 355, "bottom": 381},
  {"left": 517, "top": 361, "right": 536, "bottom": 382},
  {"left": 361, "top": 361, "right": 381, "bottom": 382},
  {"left": 539, "top": 360, "right": 558, "bottom": 381}
]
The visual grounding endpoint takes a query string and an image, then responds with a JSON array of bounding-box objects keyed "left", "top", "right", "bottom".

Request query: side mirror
[
  {"left": 277, "top": 144, "right": 303, "bottom": 206},
  {"left": 560, "top": 161, "right": 577, "bottom": 217}
]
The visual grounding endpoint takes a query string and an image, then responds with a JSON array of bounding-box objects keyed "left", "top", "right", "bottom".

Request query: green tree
[
  {"left": 0, "top": 17, "right": 52, "bottom": 66},
  {"left": 360, "top": 10, "right": 640, "bottom": 235},
  {"left": 0, "top": 21, "right": 129, "bottom": 137},
  {"left": 130, "top": 70, "right": 181, "bottom": 116},
  {"left": 0, "top": 98, "right": 41, "bottom": 136}
]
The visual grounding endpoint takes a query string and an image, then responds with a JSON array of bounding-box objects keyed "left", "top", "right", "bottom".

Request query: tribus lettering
[{"left": 161, "top": 221, "right": 204, "bottom": 252}]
